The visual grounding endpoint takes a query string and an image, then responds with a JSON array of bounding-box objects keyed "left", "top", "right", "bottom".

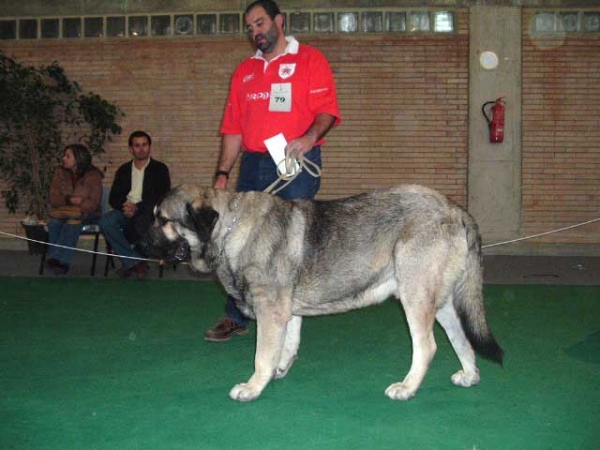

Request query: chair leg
[
  {"left": 91, "top": 233, "right": 99, "bottom": 276},
  {"left": 39, "top": 239, "right": 48, "bottom": 275},
  {"left": 104, "top": 242, "right": 111, "bottom": 277}
]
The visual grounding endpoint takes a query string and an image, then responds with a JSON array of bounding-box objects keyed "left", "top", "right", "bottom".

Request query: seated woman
[{"left": 46, "top": 144, "right": 103, "bottom": 274}]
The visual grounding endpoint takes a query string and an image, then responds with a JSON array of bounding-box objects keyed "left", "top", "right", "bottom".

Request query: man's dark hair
[
  {"left": 128, "top": 130, "right": 152, "bottom": 147},
  {"left": 245, "top": 0, "right": 281, "bottom": 20}
]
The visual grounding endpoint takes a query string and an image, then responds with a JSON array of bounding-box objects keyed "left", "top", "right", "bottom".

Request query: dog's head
[{"left": 143, "top": 185, "right": 221, "bottom": 273}]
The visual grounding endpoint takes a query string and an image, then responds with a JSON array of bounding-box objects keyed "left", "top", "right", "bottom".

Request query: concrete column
[{"left": 468, "top": 6, "right": 522, "bottom": 244}]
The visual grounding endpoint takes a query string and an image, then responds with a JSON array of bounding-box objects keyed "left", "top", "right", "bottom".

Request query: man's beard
[{"left": 255, "top": 24, "right": 279, "bottom": 54}]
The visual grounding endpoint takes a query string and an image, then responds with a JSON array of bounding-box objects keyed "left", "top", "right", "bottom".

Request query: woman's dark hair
[
  {"left": 65, "top": 144, "right": 93, "bottom": 177},
  {"left": 64, "top": 143, "right": 103, "bottom": 178},
  {"left": 128, "top": 130, "right": 152, "bottom": 147},
  {"left": 245, "top": 0, "right": 281, "bottom": 20}
]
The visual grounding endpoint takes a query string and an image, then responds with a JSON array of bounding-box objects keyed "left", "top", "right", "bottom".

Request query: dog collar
[{"left": 220, "top": 193, "right": 242, "bottom": 258}]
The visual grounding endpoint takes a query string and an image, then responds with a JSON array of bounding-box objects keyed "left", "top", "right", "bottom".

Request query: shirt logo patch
[
  {"left": 243, "top": 73, "right": 255, "bottom": 83},
  {"left": 278, "top": 64, "right": 296, "bottom": 80}
]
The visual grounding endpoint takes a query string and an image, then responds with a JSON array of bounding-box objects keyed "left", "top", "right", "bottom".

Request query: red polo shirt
[{"left": 220, "top": 37, "right": 341, "bottom": 153}]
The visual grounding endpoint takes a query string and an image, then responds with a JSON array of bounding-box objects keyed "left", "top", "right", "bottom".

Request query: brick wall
[
  {"left": 522, "top": 10, "right": 600, "bottom": 244},
  {"left": 0, "top": 9, "right": 470, "bottom": 238}
]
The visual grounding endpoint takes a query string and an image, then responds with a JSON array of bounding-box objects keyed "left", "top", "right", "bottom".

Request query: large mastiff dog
[{"left": 147, "top": 183, "right": 503, "bottom": 402}]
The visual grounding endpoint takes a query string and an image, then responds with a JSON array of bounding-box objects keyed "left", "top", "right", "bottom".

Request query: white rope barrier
[{"left": 1, "top": 216, "right": 599, "bottom": 261}]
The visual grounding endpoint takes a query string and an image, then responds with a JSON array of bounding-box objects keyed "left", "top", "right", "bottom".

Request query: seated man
[{"left": 100, "top": 130, "right": 171, "bottom": 278}]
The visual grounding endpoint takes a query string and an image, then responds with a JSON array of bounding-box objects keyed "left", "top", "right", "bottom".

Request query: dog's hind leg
[
  {"left": 435, "top": 301, "right": 480, "bottom": 387},
  {"left": 275, "top": 315, "right": 302, "bottom": 379},
  {"left": 385, "top": 287, "right": 437, "bottom": 401},
  {"left": 229, "top": 290, "right": 289, "bottom": 402}
]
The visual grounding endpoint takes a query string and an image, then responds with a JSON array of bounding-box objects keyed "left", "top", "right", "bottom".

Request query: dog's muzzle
[
  {"left": 140, "top": 227, "right": 191, "bottom": 265},
  {"left": 174, "top": 240, "right": 190, "bottom": 262}
]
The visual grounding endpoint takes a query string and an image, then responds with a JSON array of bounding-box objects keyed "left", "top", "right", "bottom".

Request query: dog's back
[{"left": 292, "top": 185, "right": 478, "bottom": 314}]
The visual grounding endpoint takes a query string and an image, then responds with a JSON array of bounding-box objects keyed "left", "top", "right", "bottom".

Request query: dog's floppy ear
[{"left": 186, "top": 203, "right": 219, "bottom": 242}]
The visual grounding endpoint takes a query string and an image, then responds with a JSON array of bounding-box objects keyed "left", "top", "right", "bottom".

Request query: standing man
[
  {"left": 100, "top": 130, "right": 171, "bottom": 279},
  {"left": 205, "top": 0, "right": 341, "bottom": 341}
]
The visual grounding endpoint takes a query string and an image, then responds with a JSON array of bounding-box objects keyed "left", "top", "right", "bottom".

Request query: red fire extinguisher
[{"left": 482, "top": 97, "right": 505, "bottom": 143}]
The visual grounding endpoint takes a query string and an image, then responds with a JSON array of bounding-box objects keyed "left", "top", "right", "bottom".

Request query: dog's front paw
[
  {"left": 229, "top": 383, "right": 261, "bottom": 402},
  {"left": 451, "top": 369, "right": 480, "bottom": 387},
  {"left": 385, "top": 382, "right": 417, "bottom": 401}
]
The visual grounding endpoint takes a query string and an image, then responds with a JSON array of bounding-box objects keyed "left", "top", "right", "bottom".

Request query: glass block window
[
  {"left": 1, "top": 8, "right": 464, "bottom": 39},
  {"left": 197, "top": 14, "right": 216, "bottom": 34},
  {"left": 409, "top": 12, "right": 430, "bottom": 32},
  {"left": 174, "top": 15, "right": 193, "bottom": 35},
  {"left": 129, "top": 16, "right": 148, "bottom": 37},
  {"left": 535, "top": 12, "right": 557, "bottom": 32},
  {"left": 151, "top": 15, "right": 171, "bottom": 36},
  {"left": 63, "top": 18, "right": 81, "bottom": 38},
  {"left": 107, "top": 16, "right": 126, "bottom": 37},
  {"left": 362, "top": 12, "right": 383, "bottom": 33},
  {"left": 338, "top": 12, "right": 358, "bottom": 33},
  {"left": 314, "top": 12, "right": 334, "bottom": 33},
  {"left": 41, "top": 18, "right": 59, "bottom": 39},
  {"left": 220, "top": 14, "right": 239, "bottom": 34},
  {"left": 583, "top": 12, "right": 600, "bottom": 32},
  {"left": 558, "top": 12, "right": 579, "bottom": 32},
  {"left": 289, "top": 12, "right": 310, "bottom": 33},
  {"left": 434, "top": 11, "right": 454, "bottom": 32},
  {"left": 0, "top": 20, "right": 16, "bottom": 40},
  {"left": 386, "top": 12, "right": 406, "bottom": 32},
  {"left": 19, "top": 19, "right": 37, "bottom": 39},
  {"left": 85, "top": 17, "right": 103, "bottom": 38}
]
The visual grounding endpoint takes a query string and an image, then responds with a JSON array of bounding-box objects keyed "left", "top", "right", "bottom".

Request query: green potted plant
[{"left": 0, "top": 51, "right": 124, "bottom": 254}]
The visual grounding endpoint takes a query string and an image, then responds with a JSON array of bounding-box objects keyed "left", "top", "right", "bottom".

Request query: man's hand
[
  {"left": 69, "top": 195, "right": 83, "bottom": 206},
  {"left": 214, "top": 175, "right": 228, "bottom": 190},
  {"left": 285, "top": 133, "right": 317, "bottom": 160},
  {"left": 123, "top": 201, "right": 137, "bottom": 218},
  {"left": 285, "top": 114, "right": 336, "bottom": 160}
]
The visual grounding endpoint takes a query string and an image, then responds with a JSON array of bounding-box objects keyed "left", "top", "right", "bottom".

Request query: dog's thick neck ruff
[{"left": 220, "top": 192, "right": 243, "bottom": 258}]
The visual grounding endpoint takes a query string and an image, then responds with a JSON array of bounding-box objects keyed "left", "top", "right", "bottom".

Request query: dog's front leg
[
  {"left": 275, "top": 315, "right": 302, "bottom": 379},
  {"left": 229, "top": 295, "right": 288, "bottom": 402}
]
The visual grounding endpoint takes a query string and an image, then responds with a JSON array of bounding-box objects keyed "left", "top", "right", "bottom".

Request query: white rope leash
[{"left": 263, "top": 154, "right": 322, "bottom": 195}]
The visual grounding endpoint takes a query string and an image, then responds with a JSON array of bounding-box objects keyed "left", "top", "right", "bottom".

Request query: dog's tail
[{"left": 454, "top": 211, "right": 504, "bottom": 364}]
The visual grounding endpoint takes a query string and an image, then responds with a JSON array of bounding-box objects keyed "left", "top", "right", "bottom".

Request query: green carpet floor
[{"left": 1, "top": 278, "right": 598, "bottom": 449}]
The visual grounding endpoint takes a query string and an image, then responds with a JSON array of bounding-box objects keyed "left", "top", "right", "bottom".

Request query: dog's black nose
[{"left": 174, "top": 241, "right": 190, "bottom": 261}]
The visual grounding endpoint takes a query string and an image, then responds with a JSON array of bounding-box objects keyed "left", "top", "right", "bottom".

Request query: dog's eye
[{"left": 157, "top": 216, "right": 170, "bottom": 226}]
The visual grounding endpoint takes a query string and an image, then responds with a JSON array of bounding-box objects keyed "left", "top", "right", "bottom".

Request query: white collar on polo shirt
[{"left": 253, "top": 36, "right": 299, "bottom": 62}]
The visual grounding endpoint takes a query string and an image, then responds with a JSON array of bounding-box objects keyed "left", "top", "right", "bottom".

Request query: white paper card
[
  {"left": 269, "top": 83, "right": 292, "bottom": 112},
  {"left": 264, "top": 133, "right": 300, "bottom": 177}
]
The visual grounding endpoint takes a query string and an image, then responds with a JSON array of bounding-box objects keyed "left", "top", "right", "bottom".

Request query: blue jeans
[
  {"left": 225, "top": 146, "right": 322, "bottom": 326},
  {"left": 47, "top": 217, "right": 98, "bottom": 265},
  {"left": 99, "top": 209, "right": 142, "bottom": 270}
]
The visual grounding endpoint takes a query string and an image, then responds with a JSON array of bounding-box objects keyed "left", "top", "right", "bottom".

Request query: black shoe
[
  {"left": 46, "top": 258, "right": 61, "bottom": 269},
  {"left": 117, "top": 265, "right": 135, "bottom": 278},
  {"left": 133, "top": 261, "right": 148, "bottom": 279},
  {"left": 51, "top": 261, "right": 69, "bottom": 275}
]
